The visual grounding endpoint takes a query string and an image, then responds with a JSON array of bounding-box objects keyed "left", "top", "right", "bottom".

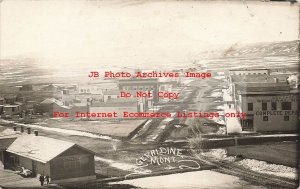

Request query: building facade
[
  {"left": 118, "top": 78, "right": 159, "bottom": 103},
  {"left": 237, "top": 90, "right": 299, "bottom": 132}
]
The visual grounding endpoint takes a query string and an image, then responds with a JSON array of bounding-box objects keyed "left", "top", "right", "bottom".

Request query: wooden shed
[{"left": 5, "top": 134, "right": 95, "bottom": 182}]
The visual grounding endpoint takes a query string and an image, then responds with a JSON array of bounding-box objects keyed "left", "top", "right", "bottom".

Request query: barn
[{"left": 4, "top": 134, "right": 95, "bottom": 182}]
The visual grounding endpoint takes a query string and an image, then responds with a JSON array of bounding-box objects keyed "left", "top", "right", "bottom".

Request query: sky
[{"left": 0, "top": 0, "right": 299, "bottom": 67}]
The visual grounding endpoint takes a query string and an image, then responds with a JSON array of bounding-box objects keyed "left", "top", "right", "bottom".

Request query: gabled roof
[
  {"left": 40, "top": 98, "right": 70, "bottom": 109},
  {"left": 41, "top": 98, "right": 63, "bottom": 106},
  {"left": 7, "top": 135, "right": 77, "bottom": 163}
]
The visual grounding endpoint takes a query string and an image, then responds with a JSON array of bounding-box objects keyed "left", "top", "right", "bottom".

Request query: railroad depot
[{"left": 0, "top": 128, "right": 96, "bottom": 183}]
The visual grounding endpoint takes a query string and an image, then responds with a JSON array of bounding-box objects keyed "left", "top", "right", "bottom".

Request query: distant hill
[
  {"left": 221, "top": 40, "right": 299, "bottom": 58},
  {"left": 198, "top": 40, "right": 299, "bottom": 71},
  {"left": 0, "top": 40, "right": 298, "bottom": 87}
]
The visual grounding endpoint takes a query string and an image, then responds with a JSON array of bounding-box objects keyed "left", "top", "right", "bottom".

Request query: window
[
  {"left": 248, "top": 103, "right": 253, "bottom": 111},
  {"left": 263, "top": 116, "right": 268, "bottom": 121},
  {"left": 12, "top": 107, "right": 15, "bottom": 112},
  {"left": 281, "top": 102, "right": 291, "bottom": 110},
  {"left": 284, "top": 116, "right": 289, "bottom": 121},
  {"left": 271, "top": 102, "right": 277, "bottom": 110},
  {"left": 262, "top": 103, "right": 267, "bottom": 111}
]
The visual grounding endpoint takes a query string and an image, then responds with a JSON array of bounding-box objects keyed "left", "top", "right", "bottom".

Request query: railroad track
[
  {"left": 193, "top": 152, "right": 298, "bottom": 189},
  {"left": 61, "top": 147, "right": 298, "bottom": 189},
  {"left": 129, "top": 86, "right": 198, "bottom": 144}
]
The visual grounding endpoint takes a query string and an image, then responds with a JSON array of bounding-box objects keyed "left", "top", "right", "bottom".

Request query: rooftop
[
  {"left": 0, "top": 128, "right": 22, "bottom": 140},
  {"left": 41, "top": 98, "right": 63, "bottom": 105},
  {"left": 40, "top": 98, "right": 70, "bottom": 109},
  {"left": 229, "top": 68, "right": 269, "bottom": 71},
  {"left": 103, "top": 89, "right": 120, "bottom": 95},
  {"left": 91, "top": 98, "right": 137, "bottom": 107},
  {"left": 7, "top": 135, "right": 82, "bottom": 163},
  {"left": 118, "top": 78, "right": 159, "bottom": 84},
  {"left": 238, "top": 89, "right": 300, "bottom": 95},
  {"left": 230, "top": 74, "right": 291, "bottom": 83},
  {"left": 235, "top": 82, "right": 291, "bottom": 93}
]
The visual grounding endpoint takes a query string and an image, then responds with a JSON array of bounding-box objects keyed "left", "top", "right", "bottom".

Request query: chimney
[
  {"left": 13, "top": 126, "right": 17, "bottom": 131},
  {"left": 21, "top": 126, "right": 24, "bottom": 133},
  {"left": 34, "top": 130, "right": 38, "bottom": 136},
  {"left": 27, "top": 128, "right": 31, "bottom": 134}
]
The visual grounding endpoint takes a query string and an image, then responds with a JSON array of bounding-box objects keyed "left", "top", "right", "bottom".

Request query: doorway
[{"left": 243, "top": 119, "right": 254, "bottom": 131}]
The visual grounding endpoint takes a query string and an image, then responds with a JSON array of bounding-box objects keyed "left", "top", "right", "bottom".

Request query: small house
[
  {"left": 2, "top": 104, "right": 22, "bottom": 116},
  {"left": 35, "top": 98, "right": 70, "bottom": 117}
]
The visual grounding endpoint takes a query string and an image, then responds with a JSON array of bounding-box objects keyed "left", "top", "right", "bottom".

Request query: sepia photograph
[{"left": 0, "top": 0, "right": 299, "bottom": 188}]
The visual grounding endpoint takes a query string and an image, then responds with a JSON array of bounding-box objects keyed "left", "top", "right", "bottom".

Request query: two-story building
[{"left": 235, "top": 83, "right": 299, "bottom": 132}]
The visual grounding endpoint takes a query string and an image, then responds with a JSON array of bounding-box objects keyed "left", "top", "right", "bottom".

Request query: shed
[
  {"left": 35, "top": 98, "right": 70, "bottom": 117},
  {"left": 5, "top": 135, "right": 95, "bottom": 182}
]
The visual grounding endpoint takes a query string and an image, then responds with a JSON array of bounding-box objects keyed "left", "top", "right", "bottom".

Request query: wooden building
[
  {"left": 0, "top": 128, "right": 21, "bottom": 168},
  {"left": 118, "top": 78, "right": 159, "bottom": 102},
  {"left": 4, "top": 134, "right": 95, "bottom": 182},
  {"left": 237, "top": 88, "right": 299, "bottom": 132},
  {"left": 34, "top": 98, "right": 70, "bottom": 117},
  {"left": 2, "top": 104, "right": 22, "bottom": 117}
]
